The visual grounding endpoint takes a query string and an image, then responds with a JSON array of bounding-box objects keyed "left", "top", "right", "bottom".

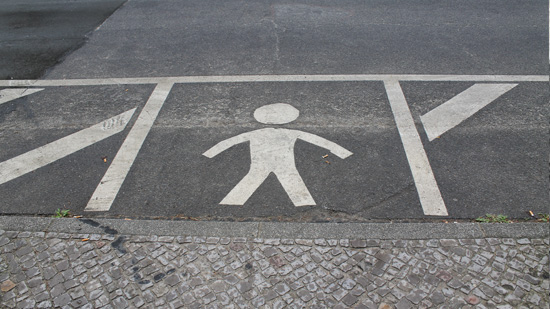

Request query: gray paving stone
[
  {"left": 36, "top": 300, "right": 53, "bottom": 308},
  {"left": 53, "top": 293, "right": 71, "bottom": 307},
  {"left": 164, "top": 274, "right": 181, "bottom": 287},
  {"left": 430, "top": 290, "right": 446, "bottom": 305},
  {"left": 447, "top": 278, "right": 464, "bottom": 289},
  {"left": 395, "top": 297, "right": 413, "bottom": 309},
  {"left": 331, "top": 289, "right": 347, "bottom": 302},
  {"left": 71, "top": 296, "right": 89, "bottom": 307},
  {"left": 215, "top": 292, "right": 230, "bottom": 305},
  {"left": 0, "top": 229, "right": 547, "bottom": 308},
  {"left": 406, "top": 289, "right": 428, "bottom": 304},
  {"left": 15, "top": 246, "right": 33, "bottom": 257},
  {"left": 165, "top": 290, "right": 178, "bottom": 302},
  {"left": 350, "top": 240, "right": 367, "bottom": 248},
  {"left": 516, "top": 278, "right": 531, "bottom": 291},
  {"left": 169, "top": 298, "right": 185, "bottom": 309},
  {"left": 342, "top": 292, "right": 358, "bottom": 306},
  {"left": 0, "top": 237, "right": 10, "bottom": 247}
]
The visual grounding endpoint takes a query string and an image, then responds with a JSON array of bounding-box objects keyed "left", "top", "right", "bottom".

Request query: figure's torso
[{"left": 248, "top": 128, "right": 299, "bottom": 169}]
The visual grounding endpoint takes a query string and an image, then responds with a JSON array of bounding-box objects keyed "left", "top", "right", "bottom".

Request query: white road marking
[
  {"left": 0, "top": 88, "right": 44, "bottom": 105},
  {"left": 253, "top": 103, "right": 300, "bottom": 124},
  {"left": 421, "top": 83, "right": 518, "bottom": 141},
  {"left": 204, "top": 103, "right": 352, "bottom": 206},
  {"left": 0, "top": 108, "right": 136, "bottom": 185},
  {"left": 85, "top": 82, "right": 174, "bottom": 211},
  {"left": 384, "top": 80, "right": 448, "bottom": 216},
  {"left": 0, "top": 74, "right": 546, "bottom": 87},
  {"left": 0, "top": 74, "right": 545, "bottom": 214}
]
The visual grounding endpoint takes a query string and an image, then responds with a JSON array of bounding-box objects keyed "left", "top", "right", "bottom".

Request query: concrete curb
[{"left": 0, "top": 215, "right": 547, "bottom": 239}]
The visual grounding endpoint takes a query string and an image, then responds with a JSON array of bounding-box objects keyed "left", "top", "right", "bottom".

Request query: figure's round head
[{"left": 253, "top": 103, "right": 299, "bottom": 124}]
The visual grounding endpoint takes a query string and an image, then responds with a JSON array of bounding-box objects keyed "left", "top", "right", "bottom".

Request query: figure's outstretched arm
[
  {"left": 297, "top": 131, "right": 353, "bottom": 159},
  {"left": 203, "top": 132, "right": 251, "bottom": 158}
]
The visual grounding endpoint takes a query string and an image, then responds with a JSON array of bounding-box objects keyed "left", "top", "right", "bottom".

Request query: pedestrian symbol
[{"left": 203, "top": 103, "right": 353, "bottom": 206}]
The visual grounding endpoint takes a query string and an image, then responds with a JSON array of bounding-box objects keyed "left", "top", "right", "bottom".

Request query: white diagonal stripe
[
  {"left": 0, "top": 108, "right": 136, "bottom": 185},
  {"left": 0, "top": 88, "right": 44, "bottom": 105},
  {"left": 421, "top": 83, "right": 518, "bottom": 141}
]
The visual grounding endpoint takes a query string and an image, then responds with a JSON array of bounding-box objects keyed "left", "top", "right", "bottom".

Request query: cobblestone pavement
[{"left": 0, "top": 229, "right": 548, "bottom": 308}]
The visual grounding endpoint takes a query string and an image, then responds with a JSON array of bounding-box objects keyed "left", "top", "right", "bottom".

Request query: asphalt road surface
[
  {"left": 0, "top": 0, "right": 126, "bottom": 79},
  {"left": 0, "top": 0, "right": 548, "bottom": 222}
]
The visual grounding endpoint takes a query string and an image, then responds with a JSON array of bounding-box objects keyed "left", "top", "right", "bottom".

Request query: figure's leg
[
  {"left": 220, "top": 167, "right": 270, "bottom": 205},
  {"left": 276, "top": 169, "right": 316, "bottom": 206}
]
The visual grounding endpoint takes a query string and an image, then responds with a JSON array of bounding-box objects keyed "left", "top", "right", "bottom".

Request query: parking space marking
[
  {"left": 85, "top": 82, "right": 174, "bottom": 212},
  {"left": 0, "top": 108, "right": 136, "bottom": 185},
  {"left": 1, "top": 74, "right": 546, "bottom": 215},
  {"left": 384, "top": 80, "right": 448, "bottom": 216},
  {"left": 421, "top": 83, "right": 518, "bottom": 141}
]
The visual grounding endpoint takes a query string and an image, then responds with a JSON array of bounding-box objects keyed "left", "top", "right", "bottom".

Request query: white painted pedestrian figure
[{"left": 203, "top": 103, "right": 353, "bottom": 206}]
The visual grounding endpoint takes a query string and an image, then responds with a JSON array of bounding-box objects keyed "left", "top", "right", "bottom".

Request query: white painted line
[
  {"left": 421, "top": 83, "right": 518, "bottom": 141},
  {"left": 384, "top": 80, "right": 448, "bottom": 216},
  {"left": 85, "top": 82, "right": 174, "bottom": 211},
  {"left": 204, "top": 103, "right": 353, "bottom": 206},
  {"left": 0, "top": 74, "right": 547, "bottom": 87},
  {"left": 0, "top": 88, "right": 44, "bottom": 105},
  {"left": 0, "top": 108, "right": 136, "bottom": 185}
]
